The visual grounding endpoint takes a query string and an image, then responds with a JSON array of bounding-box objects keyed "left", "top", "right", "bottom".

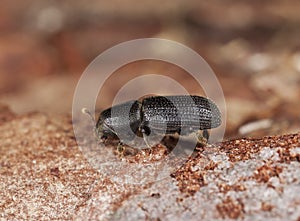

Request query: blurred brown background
[{"left": 0, "top": 0, "right": 299, "bottom": 139}]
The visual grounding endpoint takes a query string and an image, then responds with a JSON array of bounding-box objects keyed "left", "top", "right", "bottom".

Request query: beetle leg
[
  {"left": 203, "top": 129, "right": 209, "bottom": 140},
  {"left": 140, "top": 126, "right": 152, "bottom": 149},
  {"left": 116, "top": 141, "right": 125, "bottom": 157},
  {"left": 195, "top": 130, "right": 209, "bottom": 146},
  {"left": 142, "top": 134, "right": 152, "bottom": 149},
  {"left": 100, "top": 135, "right": 107, "bottom": 143}
]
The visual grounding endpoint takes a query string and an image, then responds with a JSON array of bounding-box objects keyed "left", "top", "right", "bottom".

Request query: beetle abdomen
[{"left": 141, "top": 95, "right": 221, "bottom": 135}]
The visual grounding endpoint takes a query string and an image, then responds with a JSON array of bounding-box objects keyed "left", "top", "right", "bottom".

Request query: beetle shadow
[
  {"left": 161, "top": 135, "right": 205, "bottom": 157},
  {"left": 98, "top": 132, "right": 205, "bottom": 160}
]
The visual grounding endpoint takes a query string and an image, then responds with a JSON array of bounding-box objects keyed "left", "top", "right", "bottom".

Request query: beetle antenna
[{"left": 81, "top": 108, "right": 96, "bottom": 125}]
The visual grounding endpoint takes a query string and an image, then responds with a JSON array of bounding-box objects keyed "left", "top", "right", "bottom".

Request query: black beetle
[{"left": 91, "top": 95, "right": 221, "bottom": 148}]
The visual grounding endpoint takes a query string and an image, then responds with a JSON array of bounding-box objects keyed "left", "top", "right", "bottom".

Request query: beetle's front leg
[
  {"left": 139, "top": 125, "right": 152, "bottom": 149},
  {"left": 195, "top": 129, "right": 209, "bottom": 146},
  {"left": 116, "top": 141, "right": 125, "bottom": 157},
  {"left": 115, "top": 140, "right": 139, "bottom": 157},
  {"left": 95, "top": 130, "right": 111, "bottom": 145}
]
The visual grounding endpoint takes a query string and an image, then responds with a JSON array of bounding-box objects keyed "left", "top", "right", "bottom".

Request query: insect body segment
[
  {"left": 96, "top": 95, "right": 221, "bottom": 147},
  {"left": 141, "top": 96, "right": 221, "bottom": 135}
]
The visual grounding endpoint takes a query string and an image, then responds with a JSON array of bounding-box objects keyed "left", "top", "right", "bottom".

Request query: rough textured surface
[{"left": 1, "top": 108, "right": 300, "bottom": 220}]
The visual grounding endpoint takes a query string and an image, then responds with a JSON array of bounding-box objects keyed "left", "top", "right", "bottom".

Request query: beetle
[{"left": 91, "top": 95, "right": 221, "bottom": 148}]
